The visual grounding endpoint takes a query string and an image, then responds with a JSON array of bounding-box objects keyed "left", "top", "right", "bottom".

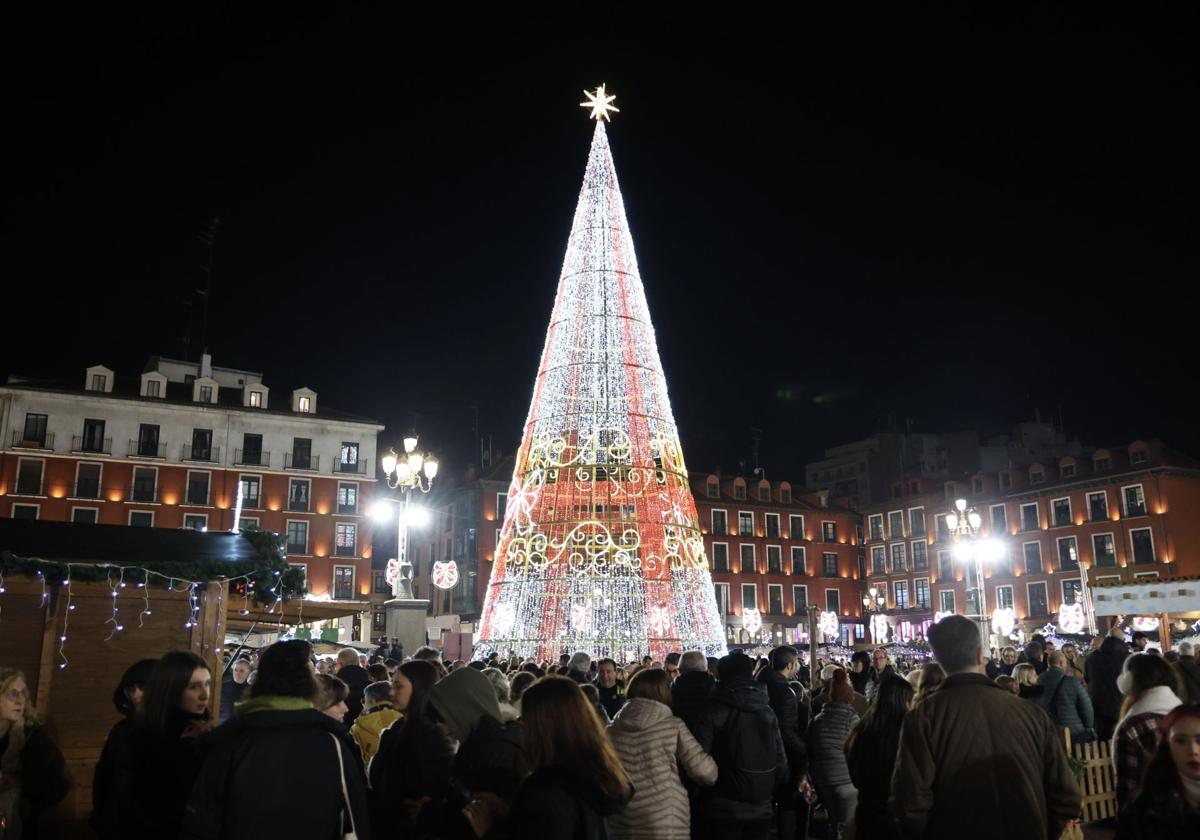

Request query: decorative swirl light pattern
[
  {"left": 1057, "top": 602, "right": 1085, "bottom": 634},
  {"left": 476, "top": 121, "right": 726, "bottom": 660},
  {"left": 818, "top": 611, "right": 840, "bottom": 640}
]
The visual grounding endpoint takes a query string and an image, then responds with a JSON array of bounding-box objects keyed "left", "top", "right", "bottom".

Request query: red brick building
[
  {"left": 0, "top": 356, "right": 384, "bottom": 638},
  {"left": 860, "top": 439, "right": 1200, "bottom": 642},
  {"left": 692, "top": 473, "right": 867, "bottom": 648}
]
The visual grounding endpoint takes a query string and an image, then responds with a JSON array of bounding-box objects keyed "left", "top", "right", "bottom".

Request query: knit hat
[
  {"left": 829, "top": 668, "right": 854, "bottom": 704},
  {"left": 717, "top": 651, "right": 755, "bottom": 682},
  {"left": 567, "top": 651, "right": 591, "bottom": 674},
  {"left": 427, "top": 666, "right": 502, "bottom": 742}
]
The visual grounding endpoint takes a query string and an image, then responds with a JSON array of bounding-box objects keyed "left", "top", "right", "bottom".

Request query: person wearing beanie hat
[
  {"left": 806, "top": 669, "right": 860, "bottom": 837},
  {"left": 426, "top": 666, "right": 526, "bottom": 838},
  {"left": 566, "top": 651, "right": 592, "bottom": 683}
]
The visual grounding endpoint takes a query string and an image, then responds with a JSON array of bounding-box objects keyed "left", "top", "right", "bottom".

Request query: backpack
[{"left": 712, "top": 706, "right": 778, "bottom": 803}]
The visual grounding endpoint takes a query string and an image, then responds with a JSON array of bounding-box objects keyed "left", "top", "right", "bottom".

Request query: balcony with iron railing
[
  {"left": 334, "top": 459, "right": 368, "bottom": 476},
  {"left": 11, "top": 431, "right": 54, "bottom": 450},
  {"left": 182, "top": 444, "right": 221, "bottom": 463},
  {"left": 128, "top": 439, "right": 167, "bottom": 459},
  {"left": 127, "top": 485, "right": 162, "bottom": 504},
  {"left": 285, "top": 452, "right": 320, "bottom": 472},
  {"left": 72, "top": 435, "right": 112, "bottom": 455},
  {"left": 234, "top": 449, "right": 271, "bottom": 468}
]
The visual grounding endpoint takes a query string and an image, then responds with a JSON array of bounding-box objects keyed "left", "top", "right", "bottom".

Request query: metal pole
[{"left": 391, "top": 491, "right": 411, "bottom": 599}]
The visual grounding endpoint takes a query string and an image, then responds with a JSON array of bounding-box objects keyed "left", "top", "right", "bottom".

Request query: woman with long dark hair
[
  {"left": 1116, "top": 703, "right": 1200, "bottom": 838},
  {"left": 464, "top": 675, "right": 633, "bottom": 839},
  {"left": 92, "top": 658, "right": 156, "bottom": 840},
  {"left": 1113, "top": 652, "right": 1183, "bottom": 812},
  {"left": 846, "top": 673, "right": 915, "bottom": 838},
  {"left": 115, "top": 651, "right": 212, "bottom": 838},
  {"left": 369, "top": 659, "right": 454, "bottom": 838}
]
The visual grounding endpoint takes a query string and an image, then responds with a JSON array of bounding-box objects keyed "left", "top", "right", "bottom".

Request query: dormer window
[
  {"left": 1094, "top": 456, "right": 1111, "bottom": 471},
  {"left": 706, "top": 481, "right": 719, "bottom": 498},
  {"left": 1131, "top": 449, "right": 1147, "bottom": 464},
  {"left": 972, "top": 477, "right": 984, "bottom": 494},
  {"left": 1061, "top": 464, "right": 1075, "bottom": 478},
  {"left": 298, "top": 396, "right": 311, "bottom": 413},
  {"left": 734, "top": 481, "right": 746, "bottom": 500},
  {"left": 199, "top": 385, "right": 213, "bottom": 403},
  {"left": 758, "top": 484, "right": 770, "bottom": 502},
  {"left": 780, "top": 487, "right": 791, "bottom": 503},
  {"left": 249, "top": 390, "right": 263, "bottom": 408},
  {"left": 91, "top": 374, "right": 107, "bottom": 391},
  {"left": 1030, "top": 467, "right": 1045, "bottom": 485},
  {"left": 146, "top": 380, "right": 160, "bottom": 398}
]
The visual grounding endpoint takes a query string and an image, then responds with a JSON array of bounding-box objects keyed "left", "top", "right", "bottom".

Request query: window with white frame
[
  {"left": 909, "top": 507, "right": 925, "bottom": 536},
  {"left": 129, "top": 511, "right": 153, "bottom": 527},
  {"left": 911, "top": 540, "right": 928, "bottom": 569},
  {"left": 888, "top": 510, "right": 904, "bottom": 539},
  {"left": 914, "top": 577, "right": 930, "bottom": 609},
  {"left": 286, "top": 520, "right": 309, "bottom": 554},
  {"left": 765, "top": 513, "right": 780, "bottom": 538},
  {"left": 184, "top": 514, "right": 207, "bottom": 531},
  {"left": 868, "top": 514, "right": 884, "bottom": 541},
  {"left": 1027, "top": 581, "right": 1049, "bottom": 616},
  {"left": 871, "top": 545, "right": 886, "bottom": 575},
  {"left": 1020, "top": 503, "right": 1039, "bottom": 531},
  {"left": 1023, "top": 541, "right": 1043, "bottom": 573},
  {"left": 781, "top": 487, "right": 792, "bottom": 503},
  {"left": 298, "top": 396, "right": 312, "bottom": 413},
  {"left": 893, "top": 580, "right": 909, "bottom": 609},
  {"left": 768, "top": 584, "right": 783, "bottom": 614},
  {"left": 790, "top": 546, "right": 806, "bottom": 575},
  {"left": 239, "top": 475, "right": 261, "bottom": 508},
  {"left": 738, "top": 511, "right": 754, "bottom": 536},
  {"left": 1051, "top": 497, "right": 1072, "bottom": 527},
  {"left": 1087, "top": 491, "right": 1108, "bottom": 522},
  {"left": 711, "top": 509, "right": 728, "bottom": 535},
  {"left": 938, "top": 589, "right": 956, "bottom": 613},
  {"left": 890, "top": 542, "right": 906, "bottom": 572},
  {"left": 825, "top": 589, "right": 841, "bottom": 613},
  {"left": 1062, "top": 578, "right": 1082, "bottom": 606},
  {"left": 711, "top": 543, "right": 729, "bottom": 572},
  {"left": 793, "top": 585, "right": 808, "bottom": 613},
  {"left": 1130, "top": 528, "right": 1155, "bottom": 564},
  {"left": 186, "top": 471, "right": 210, "bottom": 506},
  {"left": 1030, "top": 467, "right": 1045, "bottom": 485},
  {"left": 1061, "top": 463, "right": 1075, "bottom": 478},
  {"left": 1123, "top": 485, "right": 1146, "bottom": 516},
  {"left": 289, "top": 479, "right": 310, "bottom": 511},
  {"left": 822, "top": 521, "right": 837, "bottom": 542},
  {"left": 706, "top": 480, "right": 719, "bottom": 498},
  {"left": 334, "top": 566, "right": 354, "bottom": 600},
  {"left": 714, "top": 583, "right": 730, "bottom": 614},
  {"left": 335, "top": 523, "right": 357, "bottom": 557},
  {"left": 72, "top": 507, "right": 98, "bottom": 524},
  {"left": 766, "top": 545, "right": 782, "bottom": 574},
  {"left": 995, "top": 585, "right": 1014, "bottom": 610},
  {"left": 758, "top": 485, "right": 771, "bottom": 502},
  {"left": 337, "top": 483, "right": 358, "bottom": 513},
  {"left": 741, "top": 584, "right": 757, "bottom": 610},
  {"left": 823, "top": 552, "right": 839, "bottom": 577},
  {"left": 15, "top": 458, "right": 43, "bottom": 495},
  {"left": 990, "top": 504, "right": 1007, "bottom": 534},
  {"left": 11, "top": 504, "right": 39, "bottom": 520},
  {"left": 739, "top": 544, "right": 756, "bottom": 573},
  {"left": 1057, "top": 536, "right": 1079, "bottom": 570},
  {"left": 1092, "top": 533, "right": 1116, "bottom": 567},
  {"left": 937, "top": 550, "right": 953, "bottom": 580},
  {"left": 789, "top": 514, "right": 804, "bottom": 539},
  {"left": 238, "top": 517, "right": 260, "bottom": 531}
]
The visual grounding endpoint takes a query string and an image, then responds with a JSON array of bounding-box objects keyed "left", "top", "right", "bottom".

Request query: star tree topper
[{"left": 580, "top": 83, "right": 619, "bottom": 121}]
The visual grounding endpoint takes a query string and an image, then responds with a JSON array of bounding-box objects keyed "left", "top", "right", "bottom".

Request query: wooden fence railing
[{"left": 1063, "top": 729, "right": 1117, "bottom": 823}]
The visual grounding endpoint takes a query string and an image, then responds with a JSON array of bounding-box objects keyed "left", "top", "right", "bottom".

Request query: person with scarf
[
  {"left": 1117, "top": 703, "right": 1200, "bottom": 838},
  {"left": 1112, "top": 652, "right": 1184, "bottom": 812},
  {"left": 0, "top": 668, "right": 70, "bottom": 840}
]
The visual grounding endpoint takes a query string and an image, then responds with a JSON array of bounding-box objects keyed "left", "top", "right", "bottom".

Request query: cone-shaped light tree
[{"left": 475, "top": 88, "right": 727, "bottom": 661}]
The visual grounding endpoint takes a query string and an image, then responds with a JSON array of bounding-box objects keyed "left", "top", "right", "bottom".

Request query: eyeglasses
[{"left": 3, "top": 688, "right": 29, "bottom": 702}]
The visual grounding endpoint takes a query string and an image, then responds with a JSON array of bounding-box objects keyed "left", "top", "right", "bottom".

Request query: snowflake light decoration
[
  {"left": 992, "top": 607, "right": 1016, "bottom": 637},
  {"left": 432, "top": 561, "right": 459, "bottom": 591},
  {"left": 742, "top": 608, "right": 763, "bottom": 635},
  {"left": 818, "top": 611, "right": 840, "bottom": 639},
  {"left": 1057, "top": 602, "right": 1085, "bottom": 634}
]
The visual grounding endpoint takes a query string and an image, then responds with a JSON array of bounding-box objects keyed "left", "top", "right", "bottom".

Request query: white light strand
[
  {"left": 58, "top": 564, "right": 74, "bottom": 669},
  {"left": 104, "top": 565, "right": 126, "bottom": 640},
  {"left": 138, "top": 568, "right": 151, "bottom": 627}
]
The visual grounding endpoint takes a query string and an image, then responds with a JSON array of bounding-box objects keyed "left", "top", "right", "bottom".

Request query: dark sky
[{"left": 5, "top": 6, "right": 1198, "bottom": 480}]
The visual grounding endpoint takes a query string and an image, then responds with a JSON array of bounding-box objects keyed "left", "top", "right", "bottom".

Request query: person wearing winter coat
[
  {"left": 848, "top": 651, "right": 872, "bottom": 696},
  {"left": 607, "top": 668, "right": 717, "bottom": 839},
  {"left": 92, "top": 658, "right": 155, "bottom": 840},
  {"left": 218, "top": 658, "right": 253, "bottom": 724},
  {"left": 1112, "top": 652, "right": 1184, "bottom": 812},
  {"left": 1175, "top": 642, "right": 1200, "bottom": 704},
  {"left": 1087, "top": 626, "right": 1132, "bottom": 741},
  {"left": 427, "top": 665, "right": 526, "bottom": 840},
  {"left": 805, "top": 669, "right": 859, "bottom": 838},
  {"left": 595, "top": 658, "right": 627, "bottom": 721},
  {"left": 1116, "top": 703, "right": 1200, "bottom": 839},
  {"left": 351, "top": 680, "right": 403, "bottom": 765},
  {"left": 1013, "top": 663, "right": 1045, "bottom": 702},
  {"left": 463, "top": 676, "right": 632, "bottom": 840},
  {"left": 864, "top": 648, "right": 897, "bottom": 703},
  {"left": 846, "top": 673, "right": 913, "bottom": 840},
  {"left": 891, "top": 616, "right": 1081, "bottom": 840},
  {"left": 333, "top": 647, "right": 372, "bottom": 725},
  {"left": 181, "top": 640, "right": 371, "bottom": 840},
  {"left": 115, "top": 651, "right": 212, "bottom": 839},
  {"left": 757, "top": 645, "right": 809, "bottom": 840},
  {"left": 695, "top": 652, "right": 789, "bottom": 840},
  {"left": 0, "top": 668, "right": 70, "bottom": 840},
  {"left": 1037, "top": 651, "right": 1096, "bottom": 743},
  {"left": 670, "top": 651, "right": 714, "bottom": 736},
  {"left": 369, "top": 660, "right": 454, "bottom": 840}
]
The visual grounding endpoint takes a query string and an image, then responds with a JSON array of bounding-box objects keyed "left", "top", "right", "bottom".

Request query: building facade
[
  {"left": 693, "top": 473, "right": 866, "bottom": 648},
  {"left": 0, "top": 356, "right": 384, "bottom": 638},
  {"left": 860, "top": 439, "right": 1200, "bottom": 643}
]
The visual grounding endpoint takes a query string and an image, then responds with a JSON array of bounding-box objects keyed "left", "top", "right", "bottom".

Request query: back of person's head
[
  {"left": 313, "top": 674, "right": 349, "bottom": 712},
  {"left": 1025, "top": 641, "right": 1044, "bottom": 661},
  {"left": 252, "top": 640, "right": 317, "bottom": 700},
  {"left": 482, "top": 667, "right": 511, "bottom": 704},
  {"left": 829, "top": 668, "right": 854, "bottom": 705},
  {"left": 678, "top": 651, "right": 707, "bottom": 674},
  {"left": 820, "top": 664, "right": 838, "bottom": 683},
  {"left": 706, "top": 656, "right": 719, "bottom": 676},
  {"left": 142, "top": 650, "right": 211, "bottom": 736},
  {"left": 427, "top": 665, "right": 502, "bottom": 741},
  {"left": 915, "top": 662, "right": 946, "bottom": 702},
  {"left": 1179, "top": 642, "right": 1195, "bottom": 657},
  {"left": 1132, "top": 631, "right": 1148, "bottom": 645},
  {"left": 1164, "top": 651, "right": 1180, "bottom": 664},
  {"left": 510, "top": 671, "right": 537, "bottom": 704},
  {"left": 858, "top": 672, "right": 913, "bottom": 737},
  {"left": 336, "top": 648, "right": 360, "bottom": 669},
  {"left": 368, "top": 663, "right": 389, "bottom": 682},
  {"left": 112, "top": 658, "right": 158, "bottom": 716},
  {"left": 769, "top": 645, "right": 799, "bottom": 672},
  {"left": 520, "top": 676, "right": 633, "bottom": 803},
  {"left": 717, "top": 651, "right": 756, "bottom": 682},
  {"left": 468, "top": 660, "right": 487, "bottom": 671},
  {"left": 928, "top": 615, "right": 982, "bottom": 674},
  {"left": 1120, "top": 652, "right": 1182, "bottom": 706},
  {"left": 851, "top": 650, "right": 871, "bottom": 668},
  {"left": 626, "top": 667, "right": 672, "bottom": 706},
  {"left": 412, "top": 646, "right": 442, "bottom": 663},
  {"left": 995, "top": 675, "right": 1018, "bottom": 694},
  {"left": 364, "top": 680, "right": 393, "bottom": 706},
  {"left": 519, "top": 661, "right": 544, "bottom": 678},
  {"left": 1012, "top": 663, "right": 1039, "bottom": 687},
  {"left": 567, "top": 651, "right": 592, "bottom": 673},
  {"left": 1047, "top": 650, "right": 1067, "bottom": 669},
  {"left": 580, "top": 682, "right": 601, "bottom": 706}
]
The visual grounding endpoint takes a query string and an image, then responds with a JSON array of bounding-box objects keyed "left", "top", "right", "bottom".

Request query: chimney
[
  {"left": 200, "top": 353, "right": 213, "bottom": 379},
  {"left": 817, "top": 489, "right": 830, "bottom": 508}
]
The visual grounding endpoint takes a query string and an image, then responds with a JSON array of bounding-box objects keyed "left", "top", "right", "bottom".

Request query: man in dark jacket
[
  {"left": 865, "top": 647, "right": 896, "bottom": 702},
  {"left": 595, "top": 658, "right": 626, "bottom": 720},
  {"left": 1176, "top": 642, "right": 1200, "bottom": 703},
  {"left": 1025, "top": 640, "right": 1049, "bottom": 675},
  {"left": 1037, "top": 651, "right": 1095, "bottom": 743},
  {"left": 757, "top": 645, "right": 806, "bottom": 840},
  {"left": 218, "top": 658, "right": 252, "bottom": 724},
  {"left": 696, "top": 652, "right": 788, "bottom": 840},
  {"left": 892, "top": 616, "right": 1080, "bottom": 840},
  {"left": 334, "top": 647, "right": 372, "bottom": 725},
  {"left": 671, "top": 650, "right": 715, "bottom": 735},
  {"left": 1085, "top": 625, "right": 1130, "bottom": 741},
  {"left": 427, "top": 666, "right": 526, "bottom": 840}
]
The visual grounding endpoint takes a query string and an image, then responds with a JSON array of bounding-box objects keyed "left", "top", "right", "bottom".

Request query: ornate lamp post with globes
[
  {"left": 863, "top": 586, "right": 888, "bottom": 644},
  {"left": 946, "top": 497, "right": 1007, "bottom": 651},
  {"left": 378, "top": 435, "right": 438, "bottom": 598}
]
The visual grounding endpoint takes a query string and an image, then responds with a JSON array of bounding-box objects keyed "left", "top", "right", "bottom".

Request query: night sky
[{"left": 5, "top": 7, "right": 1198, "bottom": 481}]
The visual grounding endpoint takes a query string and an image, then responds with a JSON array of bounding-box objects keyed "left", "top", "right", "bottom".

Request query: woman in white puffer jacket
[{"left": 607, "top": 667, "right": 718, "bottom": 839}]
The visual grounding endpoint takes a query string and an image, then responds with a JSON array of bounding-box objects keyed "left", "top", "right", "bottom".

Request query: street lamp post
[
  {"left": 380, "top": 436, "right": 439, "bottom": 598},
  {"left": 946, "top": 498, "right": 1005, "bottom": 651},
  {"left": 863, "top": 586, "right": 887, "bottom": 644}
]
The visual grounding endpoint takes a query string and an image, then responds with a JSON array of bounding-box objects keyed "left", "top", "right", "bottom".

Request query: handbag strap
[{"left": 330, "top": 732, "right": 358, "bottom": 836}]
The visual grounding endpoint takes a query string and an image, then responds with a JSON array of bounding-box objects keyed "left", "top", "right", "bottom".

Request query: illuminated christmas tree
[{"left": 476, "top": 86, "right": 727, "bottom": 661}]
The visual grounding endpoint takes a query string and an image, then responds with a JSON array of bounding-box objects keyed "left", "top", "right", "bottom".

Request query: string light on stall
[
  {"left": 138, "top": 568, "right": 152, "bottom": 627},
  {"left": 58, "top": 564, "right": 75, "bottom": 669},
  {"left": 103, "top": 565, "right": 126, "bottom": 640}
]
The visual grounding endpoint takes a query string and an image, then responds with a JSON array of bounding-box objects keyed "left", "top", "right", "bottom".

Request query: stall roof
[
  {"left": 224, "top": 597, "right": 369, "bottom": 632},
  {"left": 0, "top": 518, "right": 261, "bottom": 565},
  {"left": 1091, "top": 577, "right": 1200, "bottom": 616}
]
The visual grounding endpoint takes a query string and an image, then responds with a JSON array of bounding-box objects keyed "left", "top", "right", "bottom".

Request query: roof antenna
[{"left": 196, "top": 217, "right": 220, "bottom": 356}]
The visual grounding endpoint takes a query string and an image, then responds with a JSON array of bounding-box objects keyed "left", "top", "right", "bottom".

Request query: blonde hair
[
  {"left": 1012, "top": 663, "right": 1038, "bottom": 688},
  {"left": 0, "top": 668, "right": 36, "bottom": 723}
]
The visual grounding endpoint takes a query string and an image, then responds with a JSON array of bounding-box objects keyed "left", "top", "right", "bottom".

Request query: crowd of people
[{"left": 1, "top": 621, "right": 1199, "bottom": 839}]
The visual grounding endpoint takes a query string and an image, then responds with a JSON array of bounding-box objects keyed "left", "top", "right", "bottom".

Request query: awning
[
  {"left": 225, "top": 598, "right": 370, "bottom": 632},
  {"left": 1091, "top": 578, "right": 1200, "bottom": 616}
]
